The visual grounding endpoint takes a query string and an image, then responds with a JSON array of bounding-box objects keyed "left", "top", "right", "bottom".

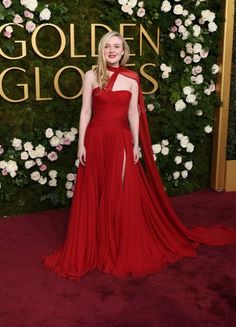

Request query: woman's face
[{"left": 103, "top": 36, "right": 124, "bottom": 67}]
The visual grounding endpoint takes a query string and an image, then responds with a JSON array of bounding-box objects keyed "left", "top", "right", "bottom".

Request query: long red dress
[{"left": 43, "top": 65, "right": 236, "bottom": 280}]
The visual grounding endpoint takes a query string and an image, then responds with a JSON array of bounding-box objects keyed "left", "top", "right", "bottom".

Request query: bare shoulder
[{"left": 84, "top": 69, "right": 96, "bottom": 81}]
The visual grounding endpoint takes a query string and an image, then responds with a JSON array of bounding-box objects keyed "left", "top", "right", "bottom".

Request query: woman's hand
[
  {"left": 77, "top": 144, "right": 86, "bottom": 166},
  {"left": 133, "top": 145, "right": 140, "bottom": 165}
]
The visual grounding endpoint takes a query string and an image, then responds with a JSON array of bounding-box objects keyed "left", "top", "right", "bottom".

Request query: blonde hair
[{"left": 95, "top": 31, "right": 130, "bottom": 89}]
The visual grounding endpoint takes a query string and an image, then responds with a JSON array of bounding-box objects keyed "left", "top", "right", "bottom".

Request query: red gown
[{"left": 43, "top": 65, "right": 236, "bottom": 280}]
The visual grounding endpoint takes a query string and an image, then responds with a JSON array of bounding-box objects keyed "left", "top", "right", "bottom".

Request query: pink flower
[
  {"left": 137, "top": 7, "right": 145, "bottom": 17},
  {"left": 3, "top": 0, "right": 12, "bottom": 8},
  {"left": 47, "top": 151, "right": 58, "bottom": 161},
  {"left": 13, "top": 14, "right": 24, "bottom": 24},
  {"left": 170, "top": 26, "right": 178, "bottom": 33},
  {"left": 24, "top": 10, "right": 34, "bottom": 19},
  {"left": 25, "top": 21, "right": 36, "bottom": 33},
  {"left": 39, "top": 164, "right": 47, "bottom": 172},
  {"left": 62, "top": 138, "right": 71, "bottom": 145},
  {"left": 0, "top": 146, "right": 4, "bottom": 155},
  {"left": 2, "top": 168, "right": 8, "bottom": 176},
  {"left": 56, "top": 144, "right": 63, "bottom": 151},
  {"left": 3, "top": 30, "right": 12, "bottom": 38}
]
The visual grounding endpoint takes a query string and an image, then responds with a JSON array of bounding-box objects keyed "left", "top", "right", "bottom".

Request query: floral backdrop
[{"left": 0, "top": 0, "right": 222, "bottom": 215}]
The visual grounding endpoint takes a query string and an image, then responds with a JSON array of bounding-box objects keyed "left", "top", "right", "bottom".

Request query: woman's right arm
[{"left": 77, "top": 70, "right": 94, "bottom": 165}]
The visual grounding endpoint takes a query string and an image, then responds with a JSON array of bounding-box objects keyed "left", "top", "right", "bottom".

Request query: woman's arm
[
  {"left": 128, "top": 79, "right": 140, "bottom": 164},
  {"left": 77, "top": 70, "right": 94, "bottom": 165}
]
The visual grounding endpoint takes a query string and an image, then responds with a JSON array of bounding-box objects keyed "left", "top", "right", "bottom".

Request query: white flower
[
  {"left": 176, "top": 133, "right": 184, "bottom": 140},
  {"left": 45, "top": 128, "right": 54, "bottom": 138},
  {"left": 178, "top": 25, "right": 186, "bottom": 34},
  {"left": 65, "top": 181, "right": 73, "bottom": 190},
  {"left": 196, "top": 109, "right": 203, "bottom": 116},
  {"left": 21, "top": 0, "right": 38, "bottom": 12},
  {"left": 180, "top": 50, "right": 185, "bottom": 58},
  {"left": 204, "top": 125, "right": 213, "bottom": 133},
  {"left": 186, "top": 94, "right": 196, "bottom": 103},
  {"left": 183, "top": 86, "right": 193, "bottom": 95},
  {"left": 180, "top": 137, "right": 189, "bottom": 148},
  {"left": 138, "top": 1, "right": 144, "bottom": 7},
  {"left": 161, "top": 0, "right": 171, "bottom": 13},
  {"left": 175, "top": 18, "right": 182, "bottom": 26},
  {"left": 28, "top": 149, "right": 37, "bottom": 159},
  {"left": 174, "top": 156, "right": 182, "bottom": 164},
  {"left": 21, "top": 151, "right": 29, "bottom": 160},
  {"left": 67, "top": 173, "right": 75, "bottom": 181},
  {"left": 5, "top": 25, "right": 13, "bottom": 34},
  {"left": 192, "top": 24, "right": 201, "bottom": 37},
  {"left": 208, "top": 22, "right": 217, "bottom": 32},
  {"left": 193, "top": 43, "right": 202, "bottom": 53},
  {"left": 31, "top": 171, "right": 40, "bottom": 181},
  {"left": 184, "top": 161, "right": 193, "bottom": 170},
  {"left": 182, "top": 31, "right": 190, "bottom": 40},
  {"left": 173, "top": 171, "right": 180, "bottom": 180},
  {"left": 182, "top": 10, "right": 188, "bottom": 17},
  {"left": 12, "top": 138, "right": 22, "bottom": 150},
  {"left": 23, "top": 141, "right": 33, "bottom": 151},
  {"left": 35, "top": 144, "right": 45, "bottom": 157},
  {"left": 47, "top": 151, "right": 58, "bottom": 161},
  {"left": 39, "top": 8, "right": 51, "bottom": 21},
  {"left": 70, "top": 127, "right": 78, "bottom": 135},
  {"left": 48, "top": 170, "right": 57, "bottom": 179},
  {"left": 118, "top": 0, "right": 128, "bottom": 4},
  {"left": 209, "top": 81, "right": 216, "bottom": 92},
  {"left": 137, "top": 7, "right": 145, "bottom": 17},
  {"left": 169, "top": 32, "right": 176, "bottom": 39},
  {"left": 64, "top": 131, "right": 75, "bottom": 142},
  {"left": 181, "top": 170, "right": 188, "bottom": 178},
  {"left": 36, "top": 158, "right": 42, "bottom": 166},
  {"left": 188, "top": 14, "right": 195, "bottom": 21},
  {"left": 200, "top": 49, "right": 209, "bottom": 58},
  {"left": 161, "top": 139, "right": 169, "bottom": 146},
  {"left": 0, "top": 160, "right": 7, "bottom": 169},
  {"left": 195, "top": 74, "right": 204, "bottom": 84},
  {"left": 212, "top": 64, "right": 219, "bottom": 74},
  {"left": 184, "top": 19, "right": 192, "bottom": 27},
  {"left": 152, "top": 144, "right": 161, "bottom": 154},
  {"left": 67, "top": 190, "right": 74, "bottom": 198},
  {"left": 49, "top": 178, "right": 57, "bottom": 187},
  {"left": 204, "top": 88, "right": 211, "bottom": 96},
  {"left": 3, "top": 0, "right": 12, "bottom": 8},
  {"left": 192, "top": 65, "right": 202, "bottom": 75},
  {"left": 25, "top": 160, "right": 35, "bottom": 169},
  {"left": 193, "top": 54, "right": 201, "bottom": 63},
  {"left": 6, "top": 160, "right": 18, "bottom": 174},
  {"left": 186, "top": 143, "right": 194, "bottom": 153},
  {"left": 147, "top": 104, "right": 155, "bottom": 111},
  {"left": 183, "top": 56, "right": 192, "bottom": 64},
  {"left": 173, "top": 4, "right": 183, "bottom": 15},
  {"left": 161, "top": 146, "right": 169, "bottom": 156},
  {"left": 38, "top": 176, "right": 47, "bottom": 185},
  {"left": 50, "top": 136, "right": 60, "bottom": 147},
  {"left": 75, "top": 158, "right": 80, "bottom": 167},
  {"left": 175, "top": 99, "right": 186, "bottom": 112},
  {"left": 25, "top": 21, "right": 36, "bottom": 33},
  {"left": 13, "top": 14, "right": 23, "bottom": 24},
  {"left": 127, "top": 0, "right": 137, "bottom": 8},
  {"left": 201, "top": 9, "right": 215, "bottom": 23},
  {"left": 162, "top": 71, "right": 169, "bottom": 79}
]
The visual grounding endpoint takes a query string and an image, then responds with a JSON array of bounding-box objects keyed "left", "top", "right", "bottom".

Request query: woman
[{"left": 43, "top": 31, "right": 236, "bottom": 281}]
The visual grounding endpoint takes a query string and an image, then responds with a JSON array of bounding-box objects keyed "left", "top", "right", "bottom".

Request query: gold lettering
[
  {"left": 0, "top": 24, "right": 26, "bottom": 60},
  {"left": 35, "top": 67, "right": 52, "bottom": 101},
  {"left": 140, "top": 63, "right": 158, "bottom": 94},
  {"left": 139, "top": 25, "right": 159, "bottom": 56},
  {"left": 70, "top": 24, "right": 86, "bottom": 58},
  {"left": 120, "top": 24, "right": 136, "bottom": 57},
  {"left": 54, "top": 66, "right": 84, "bottom": 99},
  {"left": 0, "top": 67, "right": 29, "bottom": 102},
  {"left": 91, "top": 24, "right": 112, "bottom": 57},
  {"left": 31, "top": 24, "right": 66, "bottom": 59}
]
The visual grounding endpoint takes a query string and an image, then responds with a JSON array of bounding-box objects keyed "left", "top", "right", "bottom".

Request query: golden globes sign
[{"left": 0, "top": 23, "right": 159, "bottom": 102}]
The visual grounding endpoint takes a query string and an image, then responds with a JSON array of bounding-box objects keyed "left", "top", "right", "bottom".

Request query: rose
[
  {"left": 56, "top": 144, "right": 63, "bottom": 151},
  {"left": 25, "top": 21, "right": 36, "bottom": 33},
  {"left": 196, "top": 109, "right": 203, "bottom": 116},
  {"left": 138, "top": 1, "right": 144, "bottom": 7},
  {"left": 201, "top": 9, "right": 215, "bottom": 23},
  {"left": 70, "top": 127, "right": 78, "bottom": 135},
  {"left": 176, "top": 133, "right": 184, "bottom": 140},
  {"left": 45, "top": 128, "right": 54, "bottom": 138},
  {"left": 161, "top": 0, "right": 171, "bottom": 13},
  {"left": 31, "top": 171, "right": 40, "bottom": 181},
  {"left": 186, "top": 94, "right": 196, "bottom": 103},
  {"left": 75, "top": 158, "right": 80, "bottom": 167},
  {"left": 49, "top": 179, "right": 57, "bottom": 187},
  {"left": 181, "top": 170, "right": 188, "bottom": 179},
  {"left": 208, "top": 22, "right": 217, "bottom": 32},
  {"left": 67, "top": 190, "right": 73, "bottom": 198},
  {"left": 64, "top": 131, "right": 75, "bottom": 142},
  {"left": 4, "top": 30, "right": 12, "bottom": 38},
  {"left": 175, "top": 18, "right": 182, "bottom": 26},
  {"left": 182, "top": 10, "right": 188, "bottom": 17},
  {"left": 173, "top": 171, "right": 180, "bottom": 180},
  {"left": 178, "top": 25, "right": 186, "bottom": 34},
  {"left": 50, "top": 136, "right": 60, "bottom": 147},
  {"left": 3, "top": 0, "right": 12, "bottom": 8},
  {"left": 24, "top": 10, "right": 34, "bottom": 19},
  {"left": 180, "top": 50, "right": 185, "bottom": 58},
  {"left": 65, "top": 181, "right": 73, "bottom": 190},
  {"left": 47, "top": 151, "right": 58, "bottom": 161},
  {"left": 184, "top": 161, "right": 193, "bottom": 170},
  {"left": 137, "top": 7, "right": 145, "bottom": 17},
  {"left": 186, "top": 143, "right": 194, "bottom": 153},
  {"left": 193, "top": 25, "right": 201, "bottom": 37},
  {"left": 0, "top": 146, "right": 4, "bottom": 155},
  {"left": 195, "top": 74, "right": 204, "bottom": 84},
  {"left": 25, "top": 160, "right": 35, "bottom": 169},
  {"left": 6, "top": 160, "right": 18, "bottom": 173},
  {"left": 147, "top": 104, "right": 155, "bottom": 111},
  {"left": 204, "top": 125, "right": 213, "bottom": 133},
  {"left": 209, "top": 81, "right": 215, "bottom": 92},
  {"left": 182, "top": 31, "right": 189, "bottom": 40},
  {"left": 200, "top": 49, "right": 209, "bottom": 58},
  {"left": 161, "top": 139, "right": 169, "bottom": 146},
  {"left": 188, "top": 14, "right": 195, "bottom": 21},
  {"left": 39, "top": 8, "right": 51, "bottom": 21},
  {"left": 193, "top": 54, "right": 201, "bottom": 63},
  {"left": 173, "top": 4, "right": 183, "bottom": 15},
  {"left": 170, "top": 26, "right": 177, "bottom": 33},
  {"left": 184, "top": 19, "right": 192, "bottom": 27},
  {"left": 192, "top": 65, "right": 202, "bottom": 75},
  {"left": 21, "top": 151, "right": 29, "bottom": 160},
  {"left": 48, "top": 170, "right": 57, "bottom": 178},
  {"left": 162, "top": 71, "right": 169, "bottom": 79},
  {"left": 39, "top": 164, "right": 47, "bottom": 172},
  {"left": 118, "top": 0, "right": 128, "bottom": 4},
  {"left": 12, "top": 138, "right": 22, "bottom": 150},
  {"left": 161, "top": 147, "right": 169, "bottom": 156},
  {"left": 175, "top": 99, "right": 186, "bottom": 111},
  {"left": 35, "top": 144, "right": 45, "bottom": 157},
  {"left": 23, "top": 141, "right": 33, "bottom": 151},
  {"left": 152, "top": 144, "right": 161, "bottom": 154},
  {"left": 183, "top": 56, "right": 192, "bottom": 64},
  {"left": 67, "top": 173, "right": 75, "bottom": 181},
  {"left": 204, "top": 89, "right": 211, "bottom": 95},
  {"left": 174, "top": 156, "right": 182, "bottom": 164},
  {"left": 212, "top": 64, "right": 219, "bottom": 74},
  {"left": 169, "top": 33, "right": 176, "bottom": 39},
  {"left": 193, "top": 43, "right": 202, "bottom": 53},
  {"left": 183, "top": 86, "right": 193, "bottom": 95},
  {"left": 38, "top": 176, "right": 47, "bottom": 185},
  {"left": 21, "top": 0, "right": 38, "bottom": 12},
  {"left": 128, "top": 0, "right": 137, "bottom": 7},
  {"left": 180, "top": 137, "right": 189, "bottom": 148},
  {"left": 13, "top": 14, "right": 24, "bottom": 24}
]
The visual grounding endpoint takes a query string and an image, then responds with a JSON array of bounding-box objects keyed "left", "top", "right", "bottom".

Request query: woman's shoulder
[
  {"left": 84, "top": 69, "right": 96, "bottom": 79},
  {"left": 124, "top": 67, "right": 140, "bottom": 81}
]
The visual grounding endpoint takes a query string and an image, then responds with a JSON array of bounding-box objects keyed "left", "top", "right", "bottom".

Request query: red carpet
[{"left": 0, "top": 190, "right": 236, "bottom": 327}]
